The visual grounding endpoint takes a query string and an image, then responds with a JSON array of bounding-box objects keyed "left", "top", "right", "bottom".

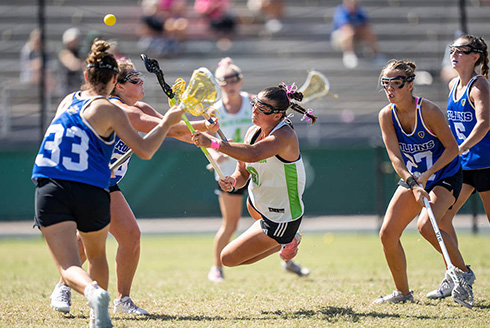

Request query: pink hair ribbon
[
  {"left": 282, "top": 82, "right": 297, "bottom": 97},
  {"left": 301, "top": 109, "right": 314, "bottom": 123}
]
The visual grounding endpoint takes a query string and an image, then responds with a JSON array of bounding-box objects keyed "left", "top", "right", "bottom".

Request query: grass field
[{"left": 1, "top": 231, "right": 490, "bottom": 327}]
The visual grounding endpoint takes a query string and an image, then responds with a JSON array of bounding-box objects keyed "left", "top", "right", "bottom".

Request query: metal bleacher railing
[{"left": 1, "top": 0, "right": 490, "bottom": 147}]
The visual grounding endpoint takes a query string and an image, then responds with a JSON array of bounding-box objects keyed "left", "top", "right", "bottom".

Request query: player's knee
[
  {"left": 417, "top": 219, "right": 432, "bottom": 239},
  {"left": 379, "top": 226, "right": 397, "bottom": 246},
  {"left": 220, "top": 250, "right": 238, "bottom": 267}
]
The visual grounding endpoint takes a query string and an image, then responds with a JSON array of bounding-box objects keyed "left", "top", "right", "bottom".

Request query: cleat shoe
[
  {"left": 373, "top": 290, "right": 414, "bottom": 304},
  {"left": 451, "top": 266, "right": 475, "bottom": 309},
  {"left": 113, "top": 296, "right": 148, "bottom": 315},
  {"left": 279, "top": 232, "right": 302, "bottom": 261},
  {"left": 427, "top": 271, "right": 454, "bottom": 299},
  {"left": 50, "top": 283, "right": 71, "bottom": 313},
  {"left": 207, "top": 266, "right": 225, "bottom": 283},
  {"left": 282, "top": 260, "right": 310, "bottom": 277},
  {"left": 85, "top": 281, "right": 112, "bottom": 328}
]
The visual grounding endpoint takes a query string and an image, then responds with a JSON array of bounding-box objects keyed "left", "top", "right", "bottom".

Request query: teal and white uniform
[
  {"left": 213, "top": 91, "right": 253, "bottom": 179},
  {"left": 245, "top": 120, "right": 306, "bottom": 223}
]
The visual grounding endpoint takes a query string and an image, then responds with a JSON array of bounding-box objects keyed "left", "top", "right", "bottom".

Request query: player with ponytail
[
  {"left": 32, "top": 40, "right": 184, "bottom": 327},
  {"left": 427, "top": 34, "right": 489, "bottom": 301},
  {"left": 192, "top": 84, "right": 315, "bottom": 270}
]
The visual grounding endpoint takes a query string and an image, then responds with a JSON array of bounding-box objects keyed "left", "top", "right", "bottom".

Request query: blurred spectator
[
  {"left": 158, "top": 0, "right": 189, "bottom": 42},
  {"left": 247, "top": 0, "right": 285, "bottom": 33},
  {"left": 139, "top": 0, "right": 180, "bottom": 57},
  {"left": 193, "top": 0, "right": 236, "bottom": 50},
  {"left": 330, "top": 0, "right": 384, "bottom": 69},
  {"left": 58, "top": 27, "right": 84, "bottom": 94},
  {"left": 20, "top": 28, "right": 56, "bottom": 90}
]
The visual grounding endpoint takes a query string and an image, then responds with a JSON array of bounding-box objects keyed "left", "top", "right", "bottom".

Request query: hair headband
[{"left": 87, "top": 61, "right": 120, "bottom": 73}]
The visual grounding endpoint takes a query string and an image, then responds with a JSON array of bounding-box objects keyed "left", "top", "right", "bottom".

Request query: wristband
[
  {"left": 231, "top": 177, "right": 237, "bottom": 187},
  {"left": 406, "top": 176, "right": 418, "bottom": 190},
  {"left": 229, "top": 187, "right": 236, "bottom": 193},
  {"left": 210, "top": 139, "right": 221, "bottom": 151}
]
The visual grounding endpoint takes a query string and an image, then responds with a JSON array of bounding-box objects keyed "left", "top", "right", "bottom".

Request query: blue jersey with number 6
[
  {"left": 391, "top": 97, "right": 460, "bottom": 189},
  {"left": 32, "top": 92, "right": 116, "bottom": 190},
  {"left": 447, "top": 75, "right": 490, "bottom": 169}
]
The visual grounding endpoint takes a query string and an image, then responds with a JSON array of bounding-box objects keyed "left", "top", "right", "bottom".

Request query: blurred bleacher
[{"left": 1, "top": 0, "right": 490, "bottom": 147}]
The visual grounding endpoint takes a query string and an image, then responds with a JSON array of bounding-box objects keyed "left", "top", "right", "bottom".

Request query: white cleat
[
  {"left": 50, "top": 283, "right": 71, "bottom": 313},
  {"left": 113, "top": 296, "right": 149, "bottom": 315}
]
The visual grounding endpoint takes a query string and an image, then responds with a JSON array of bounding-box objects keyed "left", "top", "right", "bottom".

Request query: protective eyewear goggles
[
  {"left": 216, "top": 73, "right": 242, "bottom": 86},
  {"left": 449, "top": 44, "right": 483, "bottom": 55},
  {"left": 250, "top": 97, "right": 281, "bottom": 115},
  {"left": 119, "top": 71, "right": 145, "bottom": 84},
  {"left": 380, "top": 75, "right": 415, "bottom": 89}
]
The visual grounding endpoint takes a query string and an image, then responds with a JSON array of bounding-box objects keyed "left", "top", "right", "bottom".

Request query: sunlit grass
[{"left": 1, "top": 231, "right": 489, "bottom": 327}]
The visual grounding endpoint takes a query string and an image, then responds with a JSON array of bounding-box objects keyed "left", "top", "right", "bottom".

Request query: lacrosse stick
[
  {"left": 171, "top": 77, "right": 227, "bottom": 141},
  {"left": 174, "top": 67, "right": 226, "bottom": 178},
  {"left": 298, "top": 70, "right": 339, "bottom": 103},
  {"left": 141, "top": 56, "right": 225, "bottom": 178},
  {"left": 422, "top": 196, "right": 473, "bottom": 309},
  {"left": 111, "top": 57, "right": 224, "bottom": 176},
  {"left": 109, "top": 54, "right": 177, "bottom": 171}
]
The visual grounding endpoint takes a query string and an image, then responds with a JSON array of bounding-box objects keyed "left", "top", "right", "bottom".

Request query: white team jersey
[
  {"left": 245, "top": 120, "right": 306, "bottom": 223},
  {"left": 213, "top": 91, "right": 253, "bottom": 179}
]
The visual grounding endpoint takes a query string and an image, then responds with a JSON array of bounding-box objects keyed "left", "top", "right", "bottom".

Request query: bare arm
[
  {"left": 379, "top": 105, "right": 413, "bottom": 182},
  {"left": 192, "top": 124, "right": 298, "bottom": 163},
  {"left": 218, "top": 159, "right": 250, "bottom": 192},
  {"left": 378, "top": 105, "right": 429, "bottom": 204},
  {"left": 117, "top": 100, "right": 218, "bottom": 143},
  {"left": 58, "top": 49, "right": 83, "bottom": 72},
  {"left": 458, "top": 78, "right": 490, "bottom": 154},
  {"left": 85, "top": 99, "right": 184, "bottom": 160}
]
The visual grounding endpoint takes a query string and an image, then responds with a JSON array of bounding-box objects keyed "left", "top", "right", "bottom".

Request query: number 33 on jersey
[{"left": 32, "top": 93, "right": 116, "bottom": 190}]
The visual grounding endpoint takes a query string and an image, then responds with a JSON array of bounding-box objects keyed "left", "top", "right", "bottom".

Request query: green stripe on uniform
[{"left": 284, "top": 163, "right": 302, "bottom": 219}]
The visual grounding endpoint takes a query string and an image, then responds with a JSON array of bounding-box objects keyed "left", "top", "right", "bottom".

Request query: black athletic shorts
[
  {"left": 248, "top": 198, "right": 302, "bottom": 244},
  {"left": 33, "top": 178, "right": 111, "bottom": 233},
  {"left": 463, "top": 167, "right": 490, "bottom": 193},
  {"left": 398, "top": 169, "right": 463, "bottom": 204}
]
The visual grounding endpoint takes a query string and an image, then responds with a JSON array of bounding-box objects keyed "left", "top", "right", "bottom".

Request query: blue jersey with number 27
[
  {"left": 391, "top": 97, "right": 460, "bottom": 190},
  {"left": 32, "top": 92, "right": 116, "bottom": 190}
]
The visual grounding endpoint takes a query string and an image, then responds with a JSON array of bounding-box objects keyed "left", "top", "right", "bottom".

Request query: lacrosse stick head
[
  {"left": 140, "top": 54, "right": 174, "bottom": 99},
  {"left": 140, "top": 54, "right": 161, "bottom": 73},
  {"left": 180, "top": 67, "right": 221, "bottom": 116},
  {"left": 298, "top": 70, "right": 339, "bottom": 103},
  {"left": 170, "top": 78, "right": 186, "bottom": 106}
]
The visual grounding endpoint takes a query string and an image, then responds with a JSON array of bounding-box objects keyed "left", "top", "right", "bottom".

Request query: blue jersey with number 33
[
  {"left": 392, "top": 97, "right": 460, "bottom": 190},
  {"left": 32, "top": 92, "right": 116, "bottom": 190}
]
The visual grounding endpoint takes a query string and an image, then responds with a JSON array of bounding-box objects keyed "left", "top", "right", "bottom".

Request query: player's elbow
[
  {"left": 134, "top": 148, "right": 156, "bottom": 160},
  {"left": 481, "top": 119, "right": 490, "bottom": 133}
]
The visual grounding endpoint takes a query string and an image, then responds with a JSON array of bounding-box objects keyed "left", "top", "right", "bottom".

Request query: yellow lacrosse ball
[{"left": 104, "top": 14, "right": 116, "bottom": 26}]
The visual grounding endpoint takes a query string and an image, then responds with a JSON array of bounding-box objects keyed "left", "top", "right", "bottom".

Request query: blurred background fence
[{"left": 1, "top": 0, "right": 489, "bottom": 220}]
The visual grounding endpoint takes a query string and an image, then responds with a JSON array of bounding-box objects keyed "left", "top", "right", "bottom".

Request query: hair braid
[
  {"left": 461, "top": 34, "right": 489, "bottom": 79},
  {"left": 478, "top": 37, "right": 489, "bottom": 79}
]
